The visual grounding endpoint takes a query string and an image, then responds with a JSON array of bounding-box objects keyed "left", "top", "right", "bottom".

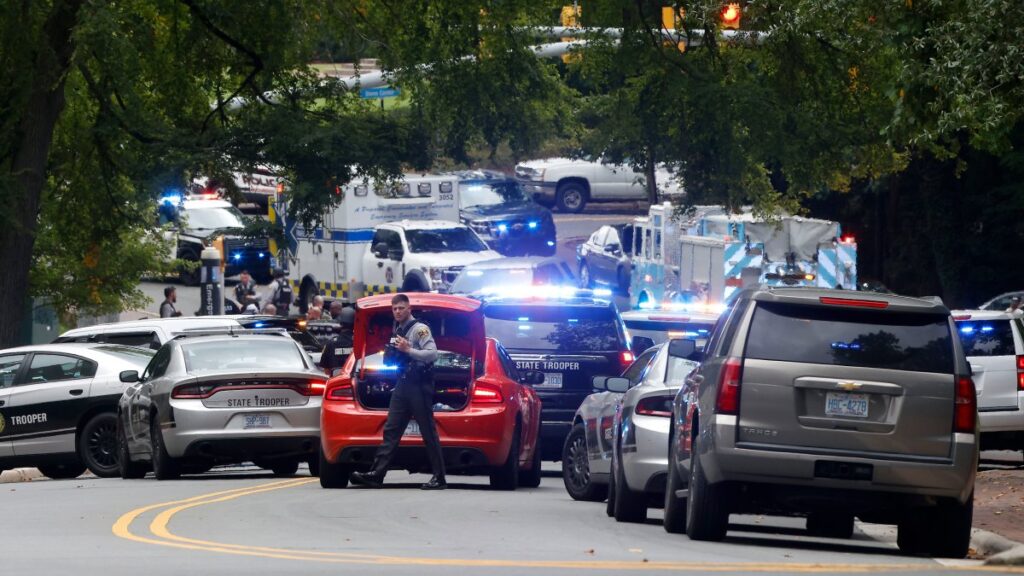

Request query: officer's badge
[{"left": 417, "top": 327, "right": 428, "bottom": 338}]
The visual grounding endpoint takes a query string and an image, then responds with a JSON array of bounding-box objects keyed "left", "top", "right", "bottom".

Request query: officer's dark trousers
[{"left": 370, "top": 380, "right": 445, "bottom": 478}]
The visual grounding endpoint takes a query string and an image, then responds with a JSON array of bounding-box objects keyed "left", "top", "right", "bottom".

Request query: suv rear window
[
  {"left": 484, "top": 305, "right": 623, "bottom": 352},
  {"left": 745, "top": 302, "right": 954, "bottom": 373},
  {"left": 956, "top": 319, "right": 1016, "bottom": 357}
]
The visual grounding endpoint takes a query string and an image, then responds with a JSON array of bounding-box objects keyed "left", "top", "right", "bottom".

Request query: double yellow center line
[{"left": 112, "top": 479, "right": 1023, "bottom": 572}]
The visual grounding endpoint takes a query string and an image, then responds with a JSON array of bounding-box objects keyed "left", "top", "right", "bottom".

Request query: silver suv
[{"left": 665, "top": 288, "right": 978, "bottom": 558}]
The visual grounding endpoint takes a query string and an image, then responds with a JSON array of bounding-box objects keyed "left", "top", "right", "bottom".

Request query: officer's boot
[
  {"left": 350, "top": 469, "right": 385, "bottom": 488},
  {"left": 421, "top": 475, "right": 446, "bottom": 490}
]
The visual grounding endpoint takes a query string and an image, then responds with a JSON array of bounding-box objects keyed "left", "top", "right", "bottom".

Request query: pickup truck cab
[{"left": 514, "top": 157, "right": 682, "bottom": 213}]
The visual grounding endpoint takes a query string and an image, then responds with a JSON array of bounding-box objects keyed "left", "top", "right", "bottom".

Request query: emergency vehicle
[
  {"left": 276, "top": 175, "right": 501, "bottom": 309},
  {"left": 629, "top": 202, "right": 858, "bottom": 309}
]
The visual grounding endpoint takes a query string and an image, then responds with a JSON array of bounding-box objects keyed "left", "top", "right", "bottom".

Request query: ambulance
[{"left": 276, "top": 175, "right": 501, "bottom": 308}]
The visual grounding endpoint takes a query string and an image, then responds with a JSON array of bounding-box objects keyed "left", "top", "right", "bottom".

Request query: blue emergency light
[
  {"left": 528, "top": 221, "right": 538, "bottom": 229},
  {"left": 497, "top": 223, "right": 508, "bottom": 232}
]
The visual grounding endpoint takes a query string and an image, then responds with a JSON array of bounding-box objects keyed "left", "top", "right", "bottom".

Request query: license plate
[
  {"left": 404, "top": 420, "right": 421, "bottom": 436},
  {"left": 244, "top": 414, "right": 272, "bottom": 429},
  {"left": 825, "top": 392, "right": 869, "bottom": 418},
  {"left": 539, "top": 372, "right": 563, "bottom": 388}
]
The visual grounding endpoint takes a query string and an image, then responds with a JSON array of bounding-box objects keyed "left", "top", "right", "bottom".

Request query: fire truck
[{"left": 629, "top": 202, "right": 857, "bottom": 309}]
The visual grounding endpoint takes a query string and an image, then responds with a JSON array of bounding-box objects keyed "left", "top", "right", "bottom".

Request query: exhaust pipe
[{"left": 459, "top": 450, "right": 474, "bottom": 466}]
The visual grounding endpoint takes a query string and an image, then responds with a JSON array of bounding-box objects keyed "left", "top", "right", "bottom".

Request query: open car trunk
[{"left": 355, "top": 351, "right": 475, "bottom": 411}]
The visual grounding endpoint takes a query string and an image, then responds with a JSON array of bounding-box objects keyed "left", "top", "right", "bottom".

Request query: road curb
[
  {"left": 0, "top": 468, "right": 44, "bottom": 484},
  {"left": 973, "top": 528, "right": 1024, "bottom": 565}
]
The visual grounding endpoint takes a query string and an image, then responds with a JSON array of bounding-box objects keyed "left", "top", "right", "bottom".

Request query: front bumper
[
  {"left": 163, "top": 399, "right": 321, "bottom": 459},
  {"left": 516, "top": 179, "right": 557, "bottom": 202}
]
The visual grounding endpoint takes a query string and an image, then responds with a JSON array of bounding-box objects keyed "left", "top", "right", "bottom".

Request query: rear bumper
[
  {"left": 702, "top": 414, "right": 977, "bottom": 504},
  {"left": 182, "top": 436, "right": 318, "bottom": 460},
  {"left": 164, "top": 399, "right": 320, "bottom": 459},
  {"left": 321, "top": 401, "right": 514, "bottom": 467},
  {"left": 622, "top": 414, "right": 670, "bottom": 493}
]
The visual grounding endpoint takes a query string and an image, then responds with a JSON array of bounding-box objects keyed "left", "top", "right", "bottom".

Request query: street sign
[{"left": 359, "top": 86, "right": 401, "bottom": 99}]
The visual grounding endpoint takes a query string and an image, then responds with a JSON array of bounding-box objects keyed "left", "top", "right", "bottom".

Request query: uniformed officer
[
  {"left": 320, "top": 307, "right": 354, "bottom": 375},
  {"left": 350, "top": 294, "right": 446, "bottom": 490}
]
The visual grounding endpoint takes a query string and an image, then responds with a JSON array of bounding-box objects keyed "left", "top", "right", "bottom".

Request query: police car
[
  {"left": 620, "top": 304, "right": 722, "bottom": 351},
  {"left": 0, "top": 344, "right": 155, "bottom": 479},
  {"left": 479, "top": 287, "right": 642, "bottom": 460}
]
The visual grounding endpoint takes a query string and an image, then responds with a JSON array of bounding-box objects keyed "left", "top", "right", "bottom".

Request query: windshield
[
  {"left": 92, "top": 345, "right": 156, "bottom": 366},
  {"left": 181, "top": 206, "right": 246, "bottom": 230},
  {"left": 406, "top": 227, "right": 488, "bottom": 253},
  {"left": 459, "top": 181, "right": 529, "bottom": 208},
  {"left": 484, "top": 305, "right": 623, "bottom": 352},
  {"left": 182, "top": 339, "right": 307, "bottom": 371},
  {"left": 956, "top": 319, "right": 1017, "bottom": 357}
]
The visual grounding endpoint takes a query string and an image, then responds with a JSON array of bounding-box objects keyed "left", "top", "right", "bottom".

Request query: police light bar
[
  {"left": 160, "top": 193, "right": 183, "bottom": 205},
  {"left": 478, "top": 285, "right": 612, "bottom": 300}
]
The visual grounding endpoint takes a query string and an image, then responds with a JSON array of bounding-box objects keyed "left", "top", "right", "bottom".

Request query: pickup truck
[{"left": 514, "top": 157, "right": 683, "bottom": 213}]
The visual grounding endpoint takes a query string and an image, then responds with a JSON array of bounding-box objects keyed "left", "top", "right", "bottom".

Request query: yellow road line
[{"left": 113, "top": 480, "right": 1024, "bottom": 573}]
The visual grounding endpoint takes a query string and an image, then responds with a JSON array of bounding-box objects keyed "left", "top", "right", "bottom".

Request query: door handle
[{"left": 69, "top": 389, "right": 84, "bottom": 396}]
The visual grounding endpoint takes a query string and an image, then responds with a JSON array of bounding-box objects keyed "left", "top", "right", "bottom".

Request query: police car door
[
  {"left": 0, "top": 353, "right": 28, "bottom": 459},
  {"left": 7, "top": 353, "right": 96, "bottom": 457}
]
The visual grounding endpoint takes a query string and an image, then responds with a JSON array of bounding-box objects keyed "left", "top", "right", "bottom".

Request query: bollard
[{"left": 199, "top": 246, "right": 224, "bottom": 316}]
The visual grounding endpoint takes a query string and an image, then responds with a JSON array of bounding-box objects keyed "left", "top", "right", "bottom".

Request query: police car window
[
  {"left": 92, "top": 345, "right": 156, "bottom": 367},
  {"left": 23, "top": 354, "right": 96, "bottom": 384},
  {"left": 180, "top": 206, "right": 246, "bottom": 230},
  {"left": 0, "top": 354, "right": 26, "bottom": 387},
  {"left": 496, "top": 344, "right": 520, "bottom": 381},
  {"left": 459, "top": 181, "right": 528, "bottom": 208},
  {"left": 666, "top": 357, "right": 699, "bottom": 384},
  {"left": 622, "top": 347, "right": 658, "bottom": 382},
  {"left": 956, "top": 320, "right": 1016, "bottom": 357},
  {"left": 485, "top": 305, "right": 622, "bottom": 352},
  {"left": 103, "top": 331, "right": 160, "bottom": 350},
  {"left": 535, "top": 264, "right": 563, "bottom": 284},
  {"left": 142, "top": 346, "right": 173, "bottom": 381},
  {"left": 182, "top": 339, "right": 305, "bottom": 372}
]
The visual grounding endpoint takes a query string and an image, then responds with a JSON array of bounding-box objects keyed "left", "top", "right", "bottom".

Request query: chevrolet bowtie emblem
[{"left": 837, "top": 381, "right": 862, "bottom": 391}]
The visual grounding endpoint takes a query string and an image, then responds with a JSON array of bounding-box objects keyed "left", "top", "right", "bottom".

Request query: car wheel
[
  {"left": 685, "top": 436, "right": 728, "bottom": 541},
  {"left": 518, "top": 437, "right": 542, "bottom": 488},
  {"left": 806, "top": 512, "right": 854, "bottom": 539},
  {"left": 117, "top": 418, "right": 148, "bottom": 479},
  {"left": 561, "top": 424, "right": 607, "bottom": 501},
  {"left": 612, "top": 449, "right": 647, "bottom": 523},
  {"left": 307, "top": 456, "right": 320, "bottom": 477},
  {"left": 663, "top": 438, "right": 688, "bottom": 534},
  {"left": 318, "top": 445, "right": 350, "bottom": 489},
  {"left": 579, "top": 263, "right": 593, "bottom": 289},
  {"left": 490, "top": 424, "right": 520, "bottom": 491},
  {"left": 556, "top": 182, "right": 587, "bottom": 213},
  {"left": 271, "top": 460, "right": 300, "bottom": 477},
  {"left": 605, "top": 468, "right": 616, "bottom": 517},
  {"left": 899, "top": 496, "right": 973, "bottom": 558},
  {"left": 150, "top": 416, "right": 181, "bottom": 480},
  {"left": 79, "top": 412, "right": 120, "bottom": 478},
  {"left": 37, "top": 461, "right": 86, "bottom": 480}
]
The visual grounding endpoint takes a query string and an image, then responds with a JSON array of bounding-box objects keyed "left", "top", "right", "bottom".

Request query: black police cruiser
[
  {"left": 455, "top": 170, "right": 557, "bottom": 257},
  {"left": 480, "top": 288, "right": 644, "bottom": 460},
  {"left": 0, "top": 344, "right": 155, "bottom": 479}
]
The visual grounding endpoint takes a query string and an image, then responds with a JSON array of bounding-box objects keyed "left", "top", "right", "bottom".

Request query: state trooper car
[
  {"left": 0, "top": 344, "right": 155, "bottom": 479},
  {"left": 117, "top": 329, "right": 326, "bottom": 479}
]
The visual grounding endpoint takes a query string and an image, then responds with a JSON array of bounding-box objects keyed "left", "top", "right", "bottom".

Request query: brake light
[
  {"left": 1017, "top": 356, "right": 1024, "bottom": 391},
  {"left": 620, "top": 351, "right": 635, "bottom": 370},
  {"left": 303, "top": 379, "right": 327, "bottom": 396},
  {"left": 326, "top": 380, "right": 354, "bottom": 401},
  {"left": 819, "top": 296, "right": 888, "bottom": 309},
  {"left": 472, "top": 381, "right": 503, "bottom": 404},
  {"left": 715, "top": 358, "right": 742, "bottom": 414},
  {"left": 953, "top": 315, "right": 972, "bottom": 321},
  {"left": 171, "top": 383, "right": 216, "bottom": 399},
  {"left": 954, "top": 376, "right": 977, "bottom": 433},
  {"left": 635, "top": 396, "right": 672, "bottom": 417}
]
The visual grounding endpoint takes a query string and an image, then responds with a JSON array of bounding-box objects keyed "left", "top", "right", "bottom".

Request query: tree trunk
[
  {"left": 0, "top": 0, "right": 83, "bottom": 348},
  {"left": 644, "top": 147, "right": 658, "bottom": 205}
]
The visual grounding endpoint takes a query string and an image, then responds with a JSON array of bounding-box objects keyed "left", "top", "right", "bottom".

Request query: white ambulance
[{"left": 278, "top": 175, "right": 501, "bottom": 308}]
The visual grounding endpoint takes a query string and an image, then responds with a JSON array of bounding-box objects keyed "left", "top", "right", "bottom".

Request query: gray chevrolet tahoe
[{"left": 664, "top": 288, "right": 978, "bottom": 558}]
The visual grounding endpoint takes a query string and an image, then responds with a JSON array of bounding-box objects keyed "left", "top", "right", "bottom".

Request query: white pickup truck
[{"left": 514, "top": 157, "right": 683, "bottom": 213}]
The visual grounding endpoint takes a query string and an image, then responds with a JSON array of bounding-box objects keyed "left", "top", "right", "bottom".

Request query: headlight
[{"left": 530, "top": 168, "right": 546, "bottom": 181}]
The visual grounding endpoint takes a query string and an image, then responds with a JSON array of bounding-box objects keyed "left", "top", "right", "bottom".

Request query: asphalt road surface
[{"left": 0, "top": 465, "right": 1001, "bottom": 575}]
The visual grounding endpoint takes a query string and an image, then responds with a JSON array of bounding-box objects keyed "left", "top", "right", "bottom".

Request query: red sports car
[{"left": 319, "top": 294, "right": 543, "bottom": 490}]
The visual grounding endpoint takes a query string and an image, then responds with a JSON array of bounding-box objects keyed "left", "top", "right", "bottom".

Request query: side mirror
[
  {"left": 119, "top": 370, "right": 140, "bottom": 383},
  {"left": 592, "top": 376, "right": 609, "bottom": 391},
  {"left": 387, "top": 249, "right": 404, "bottom": 262},
  {"left": 372, "top": 242, "right": 389, "bottom": 259},
  {"left": 668, "top": 338, "right": 703, "bottom": 362},
  {"left": 605, "top": 377, "right": 630, "bottom": 393},
  {"left": 631, "top": 336, "right": 655, "bottom": 354},
  {"left": 520, "top": 370, "right": 545, "bottom": 385}
]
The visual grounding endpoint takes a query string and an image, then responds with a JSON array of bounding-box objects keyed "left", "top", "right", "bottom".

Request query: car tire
[
  {"left": 612, "top": 450, "right": 647, "bottom": 523},
  {"left": 605, "top": 469, "right": 616, "bottom": 517},
  {"left": 663, "top": 439, "right": 688, "bottom": 534},
  {"left": 556, "top": 182, "right": 587, "bottom": 213},
  {"left": 685, "top": 438, "right": 728, "bottom": 541},
  {"left": 117, "top": 418, "right": 148, "bottom": 479},
  {"left": 806, "top": 512, "right": 854, "bottom": 539},
  {"left": 561, "top": 424, "right": 607, "bottom": 501},
  {"left": 579, "top": 262, "right": 593, "bottom": 289},
  {"left": 150, "top": 416, "right": 181, "bottom": 480},
  {"left": 490, "top": 424, "right": 520, "bottom": 491},
  {"left": 899, "top": 497, "right": 973, "bottom": 558},
  {"left": 518, "top": 437, "right": 542, "bottom": 488},
  {"left": 318, "top": 445, "right": 350, "bottom": 489},
  {"left": 271, "top": 460, "right": 300, "bottom": 477},
  {"left": 79, "top": 412, "right": 120, "bottom": 478},
  {"left": 37, "top": 461, "right": 87, "bottom": 480},
  {"left": 307, "top": 456, "right": 320, "bottom": 477}
]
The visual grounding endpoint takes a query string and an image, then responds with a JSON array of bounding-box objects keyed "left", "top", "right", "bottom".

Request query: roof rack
[{"left": 171, "top": 327, "right": 291, "bottom": 340}]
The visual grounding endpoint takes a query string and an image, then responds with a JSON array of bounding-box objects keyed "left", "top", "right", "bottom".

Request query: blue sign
[{"left": 359, "top": 86, "right": 401, "bottom": 99}]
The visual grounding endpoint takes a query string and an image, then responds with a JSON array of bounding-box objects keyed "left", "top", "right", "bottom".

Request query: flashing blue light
[
  {"left": 638, "top": 300, "right": 656, "bottom": 310},
  {"left": 546, "top": 241, "right": 555, "bottom": 246},
  {"left": 374, "top": 365, "right": 399, "bottom": 372},
  {"left": 518, "top": 316, "right": 529, "bottom": 322},
  {"left": 981, "top": 325, "right": 994, "bottom": 333},
  {"left": 593, "top": 288, "right": 613, "bottom": 297},
  {"left": 232, "top": 253, "right": 242, "bottom": 261},
  {"left": 160, "top": 193, "right": 182, "bottom": 205},
  {"left": 831, "top": 342, "right": 862, "bottom": 350},
  {"left": 697, "top": 329, "right": 709, "bottom": 334},
  {"left": 518, "top": 325, "right": 532, "bottom": 331},
  {"left": 258, "top": 252, "right": 265, "bottom": 259},
  {"left": 497, "top": 223, "right": 508, "bottom": 232},
  {"left": 528, "top": 221, "right": 538, "bottom": 229},
  {"left": 960, "top": 326, "right": 975, "bottom": 335},
  {"left": 683, "top": 331, "right": 700, "bottom": 338},
  {"left": 568, "top": 319, "right": 578, "bottom": 323},
  {"left": 253, "top": 322, "right": 266, "bottom": 328}
]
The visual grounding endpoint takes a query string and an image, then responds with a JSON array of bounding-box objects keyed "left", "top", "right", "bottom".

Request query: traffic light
[{"left": 720, "top": 3, "right": 741, "bottom": 29}]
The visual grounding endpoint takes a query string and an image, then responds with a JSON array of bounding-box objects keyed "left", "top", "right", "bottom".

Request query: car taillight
[
  {"left": 620, "top": 351, "right": 634, "bottom": 370},
  {"left": 1017, "top": 356, "right": 1024, "bottom": 391},
  {"left": 818, "top": 296, "right": 888, "bottom": 309},
  {"left": 303, "top": 379, "right": 327, "bottom": 396},
  {"left": 715, "top": 358, "right": 743, "bottom": 415},
  {"left": 171, "top": 383, "right": 216, "bottom": 399},
  {"left": 472, "top": 381, "right": 503, "bottom": 404},
  {"left": 325, "top": 381, "right": 354, "bottom": 401},
  {"left": 635, "top": 396, "right": 672, "bottom": 417},
  {"left": 954, "top": 375, "right": 977, "bottom": 433}
]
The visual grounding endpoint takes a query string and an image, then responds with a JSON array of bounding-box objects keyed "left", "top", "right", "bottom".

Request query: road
[{"left": 0, "top": 465, "right": 1001, "bottom": 575}]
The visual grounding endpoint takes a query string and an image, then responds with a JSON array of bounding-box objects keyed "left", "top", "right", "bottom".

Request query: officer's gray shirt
[{"left": 397, "top": 317, "right": 437, "bottom": 364}]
